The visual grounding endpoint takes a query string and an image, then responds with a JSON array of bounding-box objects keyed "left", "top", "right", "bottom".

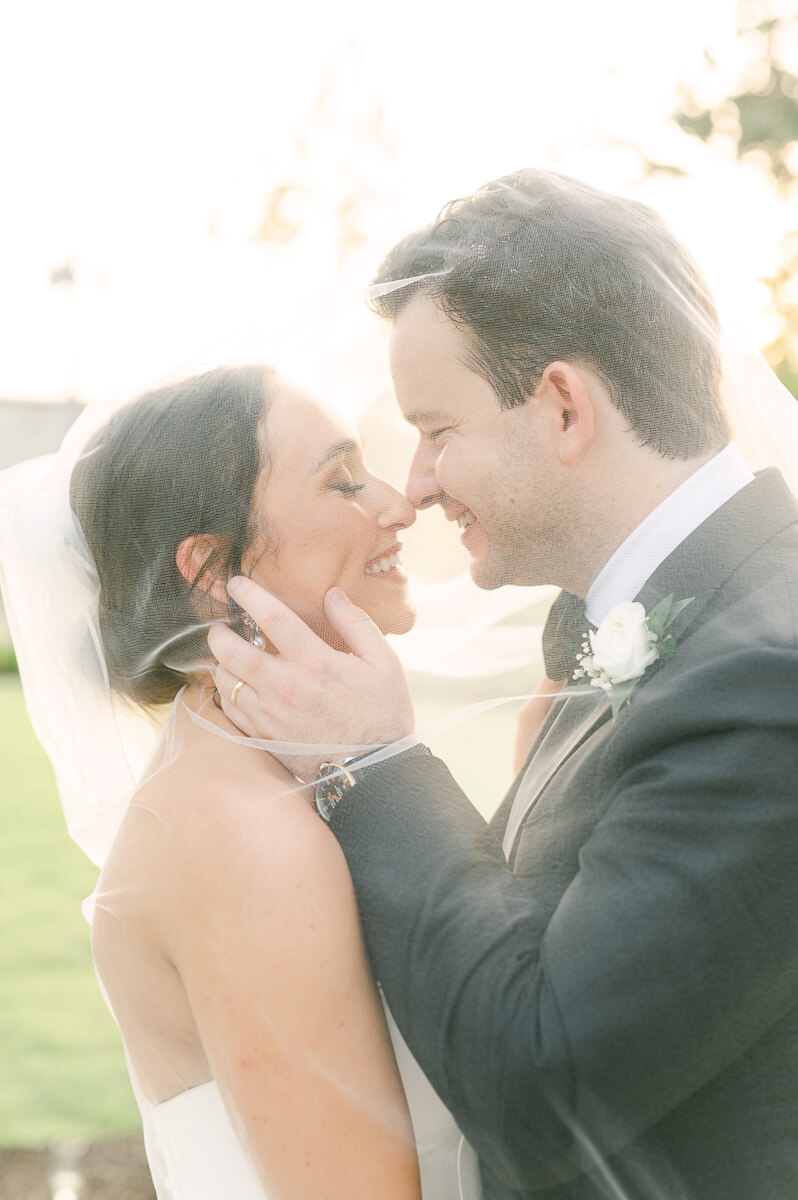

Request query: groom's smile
[{"left": 456, "top": 508, "right": 482, "bottom": 552}]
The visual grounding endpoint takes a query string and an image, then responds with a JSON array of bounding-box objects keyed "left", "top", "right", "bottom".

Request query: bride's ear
[{"left": 176, "top": 534, "right": 230, "bottom": 605}]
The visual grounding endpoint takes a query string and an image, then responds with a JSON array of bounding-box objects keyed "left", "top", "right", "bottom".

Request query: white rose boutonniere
[{"left": 574, "top": 594, "right": 694, "bottom": 719}]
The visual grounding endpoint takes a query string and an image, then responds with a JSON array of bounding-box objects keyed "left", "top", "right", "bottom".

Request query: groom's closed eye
[{"left": 405, "top": 407, "right": 452, "bottom": 431}]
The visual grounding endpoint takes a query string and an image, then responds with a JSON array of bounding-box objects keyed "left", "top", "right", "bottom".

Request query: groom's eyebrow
[{"left": 309, "top": 438, "right": 360, "bottom": 475}]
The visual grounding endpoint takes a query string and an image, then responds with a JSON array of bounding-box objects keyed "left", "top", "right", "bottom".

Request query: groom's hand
[{"left": 208, "top": 577, "right": 415, "bottom": 781}]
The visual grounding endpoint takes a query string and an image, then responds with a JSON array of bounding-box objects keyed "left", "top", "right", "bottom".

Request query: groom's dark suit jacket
[{"left": 330, "top": 470, "right": 798, "bottom": 1200}]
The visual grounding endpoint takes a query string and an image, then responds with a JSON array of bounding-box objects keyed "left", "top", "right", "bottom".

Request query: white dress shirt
[{"left": 585, "top": 444, "right": 754, "bottom": 628}]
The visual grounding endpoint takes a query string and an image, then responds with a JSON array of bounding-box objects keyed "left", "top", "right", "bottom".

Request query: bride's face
[{"left": 243, "top": 380, "right": 417, "bottom": 643}]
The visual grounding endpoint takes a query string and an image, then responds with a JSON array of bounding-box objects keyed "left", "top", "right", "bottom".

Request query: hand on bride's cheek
[{"left": 241, "top": 383, "right": 416, "bottom": 648}]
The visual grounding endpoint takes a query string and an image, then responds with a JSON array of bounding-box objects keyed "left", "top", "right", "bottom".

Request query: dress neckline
[{"left": 153, "top": 1078, "right": 217, "bottom": 1113}]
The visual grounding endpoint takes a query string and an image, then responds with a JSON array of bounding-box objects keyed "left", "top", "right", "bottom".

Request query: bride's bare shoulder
[
  {"left": 101, "top": 726, "right": 344, "bottom": 926},
  {"left": 178, "top": 753, "right": 335, "bottom": 874},
  {"left": 150, "top": 750, "right": 363, "bottom": 985},
  {"left": 142, "top": 734, "right": 349, "bottom": 905}
]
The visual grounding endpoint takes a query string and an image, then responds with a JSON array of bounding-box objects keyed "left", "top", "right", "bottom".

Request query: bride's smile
[{"left": 363, "top": 540, "right": 405, "bottom": 580}]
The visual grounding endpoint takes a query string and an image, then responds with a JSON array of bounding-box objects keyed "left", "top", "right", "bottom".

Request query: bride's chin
[{"left": 374, "top": 600, "right": 417, "bottom": 637}]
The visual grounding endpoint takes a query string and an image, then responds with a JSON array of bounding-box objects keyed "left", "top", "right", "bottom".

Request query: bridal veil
[{"left": 1, "top": 169, "right": 797, "bottom": 1196}]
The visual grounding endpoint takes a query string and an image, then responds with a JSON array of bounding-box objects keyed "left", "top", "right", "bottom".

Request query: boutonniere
[{"left": 573, "top": 594, "right": 694, "bottom": 720}]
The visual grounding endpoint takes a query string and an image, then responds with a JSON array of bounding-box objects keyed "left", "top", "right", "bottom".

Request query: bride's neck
[
  {"left": 178, "top": 679, "right": 295, "bottom": 781},
  {"left": 180, "top": 678, "right": 241, "bottom": 738}
]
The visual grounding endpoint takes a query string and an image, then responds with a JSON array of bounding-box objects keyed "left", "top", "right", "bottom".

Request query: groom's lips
[
  {"left": 461, "top": 519, "right": 480, "bottom": 549},
  {"left": 452, "top": 508, "right": 480, "bottom": 549}
]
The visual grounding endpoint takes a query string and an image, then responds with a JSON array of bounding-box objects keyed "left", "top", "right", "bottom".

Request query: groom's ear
[
  {"left": 176, "top": 534, "right": 230, "bottom": 605},
  {"left": 535, "top": 362, "right": 595, "bottom": 465}
]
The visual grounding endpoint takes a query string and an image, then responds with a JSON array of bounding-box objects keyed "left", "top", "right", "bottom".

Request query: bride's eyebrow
[{"left": 308, "top": 438, "right": 361, "bottom": 476}]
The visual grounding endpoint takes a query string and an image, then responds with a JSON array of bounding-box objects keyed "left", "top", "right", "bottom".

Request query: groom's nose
[{"left": 405, "top": 444, "right": 447, "bottom": 511}]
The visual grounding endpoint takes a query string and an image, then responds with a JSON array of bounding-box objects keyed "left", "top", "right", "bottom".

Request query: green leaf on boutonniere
[
  {"left": 610, "top": 678, "right": 638, "bottom": 721},
  {"left": 650, "top": 596, "right": 694, "bottom": 664},
  {"left": 657, "top": 634, "right": 677, "bottom": 660},
  {"left": 648, "top": 593, "right": 695, "bottom": 639},
  {"left": 645, "top": 596, "right": 673, "bottom": 639},
  {"left": 664, "top": 595, "right": 695, "bottom": 626}
]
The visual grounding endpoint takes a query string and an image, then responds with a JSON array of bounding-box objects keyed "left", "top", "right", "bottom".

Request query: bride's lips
[{"left": 363, "top": 542, "right": 406, "bottom": 584}]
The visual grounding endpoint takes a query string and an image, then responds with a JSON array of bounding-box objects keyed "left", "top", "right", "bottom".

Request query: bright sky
[{"left": 1, "top": 0, "right": 794, "bottom": 406}]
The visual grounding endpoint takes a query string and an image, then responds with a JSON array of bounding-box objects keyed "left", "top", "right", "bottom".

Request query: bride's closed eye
[{"left": 329, "top": 474, "right": 366, "bottom": 497}]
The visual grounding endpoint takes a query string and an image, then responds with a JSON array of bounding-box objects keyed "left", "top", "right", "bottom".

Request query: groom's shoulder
[
  {"left": 678, "top": 475, "right": 798, "bottom": 656},
  {"left": 671, "top": 523, "right": 798, "bottom": 700},
  {"left": 713, "top": 514, "right": 798, "bottom": 648},
  {"left": 759, "top": 514, "right": 798, "bottom": 614},
  {"left": 611, "top": 594, "right": 798, "bottom": 764},
  {"left": 604, "top": 518, "right": 798, "bottom": 754},
  {"left": 732, "top": 469, "right": 798, "bottom": 604}
]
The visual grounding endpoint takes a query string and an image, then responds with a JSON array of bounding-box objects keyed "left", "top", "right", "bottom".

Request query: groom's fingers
[
  {"left": 207, "top": 621, "right": 268, "bottom": 688},
  {"left": 212, "top": 663, "right": 259, "bottom": 736},
  {"left": 323, "top": 587, "right": 392, "bottom": 664},
  {"left": 214, "top": 663, "right": 257, "bottom": 711},
  {"left": 227, "top": 576, "right": 322, "bottom": 663}
]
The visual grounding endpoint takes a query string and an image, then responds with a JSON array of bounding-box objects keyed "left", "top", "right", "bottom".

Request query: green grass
[
  {"left": 0, "top": 662, "right": 536, "bottom": 1148},
  {"left": 0, "top": 675, "right": 140, "bottom": 1147}
]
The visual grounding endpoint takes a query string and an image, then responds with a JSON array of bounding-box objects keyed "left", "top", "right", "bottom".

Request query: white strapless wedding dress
[{"left": 136, "top": 1003, "right": 483, "bottom": 1200}]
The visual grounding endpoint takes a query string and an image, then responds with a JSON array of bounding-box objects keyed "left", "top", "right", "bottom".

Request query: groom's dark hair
[{"left": 369, "top": 169, "right": 730, "bottom": 459}]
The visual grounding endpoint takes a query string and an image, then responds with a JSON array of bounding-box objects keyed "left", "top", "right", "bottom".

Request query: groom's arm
[
  {"left": 209, "top": 581, "right": 798, "bottom": 1191},
  {"left": 329, "top": 647, "right": 798, "bottom": 1192}
]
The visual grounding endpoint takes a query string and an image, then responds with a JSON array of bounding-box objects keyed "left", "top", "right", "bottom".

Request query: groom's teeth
[
  {"left": 365, "top": 552, "right": 401, "bottom": 577},
  {"left": 457, "top": 511, "right": 477, "bottom": 530}
]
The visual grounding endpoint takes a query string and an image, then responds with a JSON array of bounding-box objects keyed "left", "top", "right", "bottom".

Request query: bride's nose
[{"left": 375, "top": 482, "right": 416, "bottom": 531}]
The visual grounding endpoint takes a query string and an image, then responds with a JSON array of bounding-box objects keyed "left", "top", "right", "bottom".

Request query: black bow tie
[{"left": 542, "top": 590, "right": 589, "bottom": 681}]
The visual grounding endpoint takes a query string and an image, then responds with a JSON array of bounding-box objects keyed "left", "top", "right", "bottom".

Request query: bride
[{"left": 58, "top": 363, "right": 488, "bottom": 1199}]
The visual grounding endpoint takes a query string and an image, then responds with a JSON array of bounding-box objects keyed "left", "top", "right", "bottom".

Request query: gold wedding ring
[{"left": 230, "top": 679, "right": 245, "bottom": 706}]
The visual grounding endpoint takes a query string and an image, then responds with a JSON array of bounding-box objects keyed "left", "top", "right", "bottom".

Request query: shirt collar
[{"left": 585, "top": 444, "right": 754, "bottom": 628}]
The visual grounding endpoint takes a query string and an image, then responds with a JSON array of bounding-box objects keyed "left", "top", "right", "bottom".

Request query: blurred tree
[
  {"left": 672, "top": 0, "right": 798, "bottom": 393},
  {"left": 252, "top": 41, "right": 399, "bottom": 265}
]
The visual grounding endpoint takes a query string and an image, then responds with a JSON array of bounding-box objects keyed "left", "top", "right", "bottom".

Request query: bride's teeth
[
  {"left": 457, "top": 511, "right": 476, "bottom": 530},
  {"left": 365, "top": 552, "right": 401, "bottom": 577}
]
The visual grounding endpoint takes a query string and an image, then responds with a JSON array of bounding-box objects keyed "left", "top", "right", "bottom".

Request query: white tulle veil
[
  {"left": 3, "top": 175, "right": 797, "bottom": 870},
  {"left": 0, "top": 311, "right": 549, "bottom": 871},
  {"left": 2, "top": 168, "right": 797, "bottom": 1199},
  {"left": 3, "top": 171, "right": 797, "bottom": 872}
]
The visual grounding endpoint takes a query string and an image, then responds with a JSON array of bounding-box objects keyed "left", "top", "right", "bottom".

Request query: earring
[{"left": 241, "top": 609, "right": 266, "bottom": 650}]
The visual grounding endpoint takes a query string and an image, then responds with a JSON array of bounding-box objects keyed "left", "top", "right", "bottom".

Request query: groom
[{"left": 210, "top": 172, "right": 798, "bottom": 1198}]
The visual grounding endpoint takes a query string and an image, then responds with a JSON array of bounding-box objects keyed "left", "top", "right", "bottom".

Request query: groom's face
[{"left": 389, "top": 295, "right": 562, "bottom": 589}]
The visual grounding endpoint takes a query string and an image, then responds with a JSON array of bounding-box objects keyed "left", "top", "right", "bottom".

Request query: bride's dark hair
[{"left": 70, "top": 365, "right": 275, "bottom": 707}]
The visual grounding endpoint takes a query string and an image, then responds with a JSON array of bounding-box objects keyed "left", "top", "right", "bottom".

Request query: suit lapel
[
  {"left": 490, "top": 689, "right": 566, "bottom": 843},
  {"left": 501, "top": 690, "right": 610, "bottom": 861}
]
